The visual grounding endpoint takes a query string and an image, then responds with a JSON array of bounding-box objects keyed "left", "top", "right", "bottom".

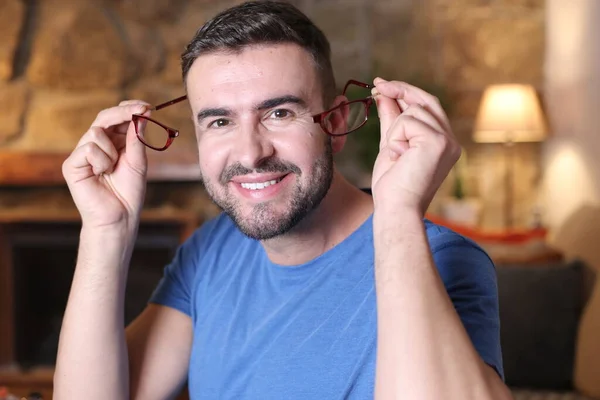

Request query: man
[{"left": 54, "top": 1, "right": 511, "bottom": 399}]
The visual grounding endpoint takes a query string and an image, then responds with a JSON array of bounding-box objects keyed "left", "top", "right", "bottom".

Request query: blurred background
[{"left": 0, "top": 0, "right": 599, "bottom": 399}]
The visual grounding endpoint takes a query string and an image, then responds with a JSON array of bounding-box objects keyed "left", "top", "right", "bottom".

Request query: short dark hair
[{"left": 181, "top": 1, "right": 337, "bottom": 106}]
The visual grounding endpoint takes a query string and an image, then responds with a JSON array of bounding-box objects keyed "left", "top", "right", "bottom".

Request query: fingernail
[{"left": 374, "top": 77, "right": 388, "bottom": 84}]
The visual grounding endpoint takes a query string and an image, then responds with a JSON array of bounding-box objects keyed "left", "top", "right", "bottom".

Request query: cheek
[
  {"left": 197, "top": 137, "right": 229, "bottom": 180},
  {"left": 274, "top": 123, "right": 326, "bottom": 155},
  {"left": 272, "top": 135, "right": 325, "bottom": 175}
]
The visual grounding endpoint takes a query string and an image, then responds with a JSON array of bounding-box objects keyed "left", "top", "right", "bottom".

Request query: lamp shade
[{"left": 473, "top": 84, "right": 547, "bottom": 143}]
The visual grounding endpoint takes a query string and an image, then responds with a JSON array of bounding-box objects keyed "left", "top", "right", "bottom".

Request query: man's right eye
[{"left": 208, "top": 119, "right": 230, "bottom": 129}]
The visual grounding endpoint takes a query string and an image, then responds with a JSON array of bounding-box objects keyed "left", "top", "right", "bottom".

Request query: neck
[{"left": 261, "top": 170, "right": 374, "bottom": 266}]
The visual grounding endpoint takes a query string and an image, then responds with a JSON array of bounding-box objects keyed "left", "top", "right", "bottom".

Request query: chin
[{"left": 231, "top": 203, "right": 295, "bottom": 240}]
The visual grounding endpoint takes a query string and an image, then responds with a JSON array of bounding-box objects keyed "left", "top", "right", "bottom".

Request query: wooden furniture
[
  {"left": 0, "top": 207, "right": 200, "bottom": 399},
  {"left": 425, "top": 214, "right": 564, "bottom": 264},
  {"left": 0, "top": 151, "right": 201, "bottom": 185},
  {"left": 0, "top": 367, "right": 54, "bottom": 400}
]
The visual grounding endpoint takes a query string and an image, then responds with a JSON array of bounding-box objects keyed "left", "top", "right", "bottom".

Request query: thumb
[
  {"left": 373, "top": 78, "right": 401, "bottom": 149},
  {"left": 125, "top": 113, "right": 148, "bottom": 174}
]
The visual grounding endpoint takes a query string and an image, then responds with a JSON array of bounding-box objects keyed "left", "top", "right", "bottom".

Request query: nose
[{"left": 231, "top": 121, "right": 275, "bottom": 169}]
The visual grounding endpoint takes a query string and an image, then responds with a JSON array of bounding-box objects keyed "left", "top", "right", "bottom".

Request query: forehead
[{"left": 185, "top": 43, "right": 322, "bottom": 109}]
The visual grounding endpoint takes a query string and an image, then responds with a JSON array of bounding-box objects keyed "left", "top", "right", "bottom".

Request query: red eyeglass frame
[
  {"left": 312, "top": 79, "right": 375, "bottom": 136},
  {"left": 131, "top": 95, "right": 187, "bottom": 151},
  {"left": 132, "top": 79, "right": 375, "bottom": 151}
]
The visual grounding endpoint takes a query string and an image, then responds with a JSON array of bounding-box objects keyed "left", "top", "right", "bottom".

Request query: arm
[
  {"left": 54, "top": 227, "right": 133, "bottom": 400},
  {"left": 126, "top": 304, "right": 192, "bottom": 400},
  {"left": 373, "top": 211, "right": 511, "bottom": 400},
  {"left": 126, "top": 218, "right": 203, "bottom": 399},
  {"left": 54, "top": 229, "right": 193, "bottom": 400},
  {"left": 369, "top": 78, "right": 512, "bottom": 400},
  {"left": 54, "top": 100, "right": 192, "bottom": 399}
]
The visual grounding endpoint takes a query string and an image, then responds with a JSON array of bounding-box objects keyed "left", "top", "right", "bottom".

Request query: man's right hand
[{"left": 62, "top": 100, "right": 151, "bottom": 230}]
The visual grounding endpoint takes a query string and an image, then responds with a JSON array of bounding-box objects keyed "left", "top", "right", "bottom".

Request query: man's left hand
[{"left": 370, "top": 77, "right": 462, "bottom": 216}]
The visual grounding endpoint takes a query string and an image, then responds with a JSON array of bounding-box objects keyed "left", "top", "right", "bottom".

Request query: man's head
[
  {"left": 182, "top": 1, "right": 337, "bottom": 107},
  {"left": 181, "top": 1, "right": 347, "bottom": 241}
]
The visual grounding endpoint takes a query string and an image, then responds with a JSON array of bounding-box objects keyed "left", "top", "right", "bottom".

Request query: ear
[{"left": 327, "top": 95, "right": 349, "bottom": 154}]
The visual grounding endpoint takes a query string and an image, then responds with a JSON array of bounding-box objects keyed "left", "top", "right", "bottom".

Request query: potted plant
[{"left": 440, "top": 149, "right": 482, "bottom": 227}]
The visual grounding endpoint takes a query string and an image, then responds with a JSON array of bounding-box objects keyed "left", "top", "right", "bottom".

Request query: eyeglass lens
[
  {"left": 323, "top": 101, "right": 368, "bottom": 136},
  {"left": 135, "top": 118, "right": 170, "bottom": 150}
]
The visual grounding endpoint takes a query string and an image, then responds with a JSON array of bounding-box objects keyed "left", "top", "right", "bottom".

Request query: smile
[
  {"left": 232, "top": 173, "right": 293, "bottom": 201},
  {"left": 240, "top": 177, "right": 283, "bottom": 190}
]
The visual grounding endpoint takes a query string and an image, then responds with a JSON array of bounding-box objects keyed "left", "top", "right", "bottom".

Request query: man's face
[{"left": 185, "top": 44, "right": 338, "bottom": 240}]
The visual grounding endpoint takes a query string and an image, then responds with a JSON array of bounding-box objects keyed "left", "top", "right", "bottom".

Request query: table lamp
[{"left": 473, "top": 84, "right": 547, "bottom": 229}]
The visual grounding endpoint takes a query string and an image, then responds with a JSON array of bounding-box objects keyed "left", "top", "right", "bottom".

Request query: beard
[{"left": 201, "top": 141, "right": 334, "bottom": 240}]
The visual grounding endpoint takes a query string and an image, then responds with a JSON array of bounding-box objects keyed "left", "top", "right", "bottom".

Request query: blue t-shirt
[{"left": 150, "top": 213, "right": 503, "bottom": 399}]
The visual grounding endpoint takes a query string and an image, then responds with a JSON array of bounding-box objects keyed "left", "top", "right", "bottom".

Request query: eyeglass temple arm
[
  {"left": 343, "top": 80, "right": 373, "bottom": 95},
  {"left": 148, "top": 82, "right": 373, "bottom": 111},
  {"left": 149, "top": 95, "right": 188, "bottom": 111}
]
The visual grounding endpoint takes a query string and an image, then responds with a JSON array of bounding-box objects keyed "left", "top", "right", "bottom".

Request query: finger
[
  {"left": 376, "top": 114, "right": 412, "bottom": 162},
  {"left": 382, "top": 140, "right": 409, "bottom": 162},
  {"left": 386, "top": 114, "right": 446, "bottom": 152},
  {"left": 388, "top": 115, "right": 460, "bottom": 168},
  {"left": 112, "top": 133, "right": 127, "bottom": 152},
  {"left": 119, "top": 99, "right": 151, "bottom": 107},
  {"left": 110, "top": 100, "right": 151, "bottom": 134},
  {"left": 399, "top": 99, "right": 409, "bottom": 111},
  {"left": 109, "top": 107, "right": 153, "bottom": 136},
  {"left": 66, "top": 142, "right": 116, "bottom": 176},
  {"left": 124, "top": 117, "right": 148, "bottom": 175},
  {"left": 76, "top": 127, "right": 119, "bottom": 163},
  {"left": 374, "top": 78, "right": 452, "bottom": 134},
  {"left": 401, "top": 104, "right": 444, "bottom": 134},
  {"left": 371, "top": 85, "right": 401, "bottom": 150},
  {"left": 91, "top": 103, "right": 148, "bottom": 130}
]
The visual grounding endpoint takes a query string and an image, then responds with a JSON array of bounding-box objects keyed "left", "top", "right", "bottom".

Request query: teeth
[{"left": 241, "top": 179, "right": 280, "bottom": 190}]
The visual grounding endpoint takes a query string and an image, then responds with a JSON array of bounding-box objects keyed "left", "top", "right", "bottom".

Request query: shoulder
[
  {"left": 422, "top": 223, "right": 504, "bottom": 380},
  {"left": 424, "top": 219, "right": 490, "bottom": 261},
  {"left": 423, "top": 219, "right": 496, "bottom": 287}
]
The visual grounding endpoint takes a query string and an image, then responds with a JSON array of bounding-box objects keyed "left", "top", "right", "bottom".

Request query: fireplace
[
  {"left": 10, "top": 221, "right": 181, "bottom": 367},
  {"left": 0, "top": 184, "right": 215, "bottom": 399}
]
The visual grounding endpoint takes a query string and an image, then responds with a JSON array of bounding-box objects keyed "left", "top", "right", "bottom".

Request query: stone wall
[{"left": 0, "top": 0, "right": 545, "bottom": 229}]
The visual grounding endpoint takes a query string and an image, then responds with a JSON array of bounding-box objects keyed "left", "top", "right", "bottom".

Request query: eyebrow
[
  {"left": 196, "top": 107, "right": 231, "bottom": 124},
  {"left": 196, "top": 95, "right": 308, "bottom": 124},
  {"left": 256, "top": 95, "right": 307, "bottom": 110}
]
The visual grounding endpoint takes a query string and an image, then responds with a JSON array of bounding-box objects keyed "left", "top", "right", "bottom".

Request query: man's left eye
[{"left": 269, "top": 109, "right": 293, "bottom": 119}]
